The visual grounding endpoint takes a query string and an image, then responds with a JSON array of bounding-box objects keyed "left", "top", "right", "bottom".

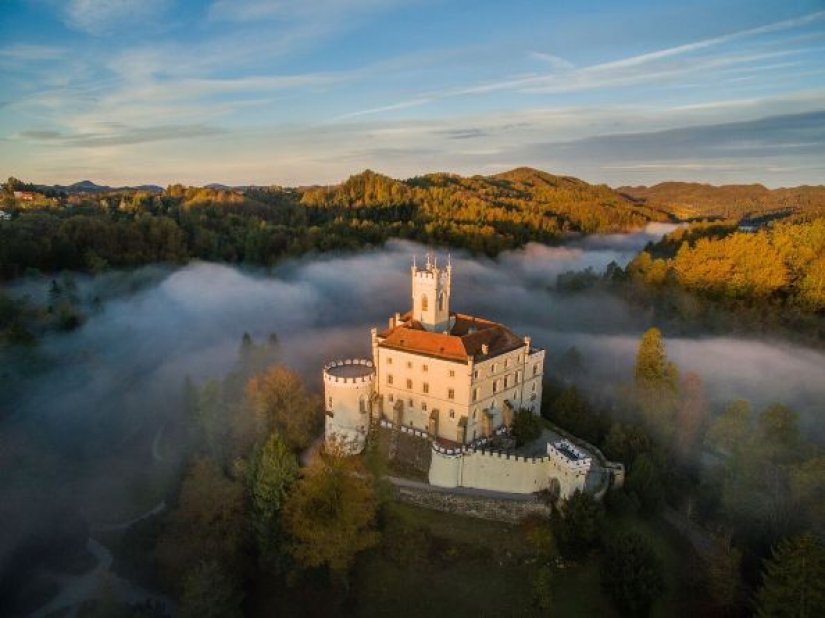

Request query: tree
[
  {"left": 245, "top": 365, "right": 320, "bottom": 451},
  {"left": 282, "top": 449, "right": 379, "bottom": 577},
  {"left": 706, "top": 400, "right": 751, "bottom": 455},
  {"left": 248, "top": 431, "right": 299, "bottom": 571},
  {"left": 179, "top": 560, "right": 243, "bottom": 618},
  {"left": 626, "top": 453, "right": 665, "bottom": 516},
  {"left": 532, "top": 565, "right": 554, "bottom": 612},
  {"left": 512, "top": 408, "right": 542, "bottom": 446},
  {"left": 156, "top": 458, "right": 247, "bottom": 591},
  {"left": 601, "top": 531, "right": 665, "bottom": 617},
  {"left": 757, "top": 404, "right": 799, "bottom": 462},
  {"left": 755, "top": 535, "right": 825, "bottom": 618},
  {"left": 551, "top": 490, "right": 604, "bottom": 556},
  {"left": 634, "top": 327, "right": 679, "bottom": 439},
  {"left": 675, "top": 372, "right": 707, "bottom": 459},
  {"left": 703, "top": 534, "right": 742, "bottom": 614}
]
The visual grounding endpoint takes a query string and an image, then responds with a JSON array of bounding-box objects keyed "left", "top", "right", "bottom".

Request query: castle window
[
  {"left": 492, "top": 380, "right": 498, "bottom": 394},
  {"left": 389, "top": 394, "right": 394, "bottom": 402},
  {"left": 421, "top": 294, "right": 428, "bottom": 311},
  {"left": 438, "top": 292, "right": 444, "bottom": 311},
  {"left": 515, "top": 371, "right": 521, "bottom": 384},
  {"left": 472, "top": 387, "right": 479, "bottom": 402},
  {"left": 387, "top": 374, "right": 393, "bottom": 385},
  {"left": 531, "top": 383, "right": 536, "bottom": 393},
  {"left": 328, "top": 396, "right": 332, "bottom": 409},
  {"left": 422, "top": 364, "right": 428, "bottom": 372},
  {"left": 447, "top": 388, "right": 454, "bottom": 400},
  {"left": 533, "top": 364, "right": 538, "bottom": 376},
  {"left": 359, "top": 398, "right": 366, "bottom": 413},
  {"left": 407, "top": 361, "right": 412, "bottom": 369},
  {"left": 408, "top": 398, "right": 414, "bottom": 408},
  {"left": 473, "top": 409, "right": 477, "bottom": 419},
  {"left": 505, "top": 359, "right": 510, "bottom": 368},
  {"left": 423, "top": 382, "right": 429, "bottom": 394},
  {"left": 504, "top": 376, "right": 509, "bottom": 388},
  {"left": 449, "top": 409, "right": 455, "bottom": 419},
  {"left": 406, "top": 378, "right": 413, "bottom": 390},
  {"left": 449, "top": 370, "right": 455, "bottom": 377},
  {"left": 473, "top": 369, "right": 479, "bottom": 379},
  {"left": 491, "top": 364, "right": 496, "bottom": 374},
  {"left": 387, "top": 357, "right": 393, "bottom": 365},
  {"left": 422, "top": 402, "right": 427, "bottom": 411}
]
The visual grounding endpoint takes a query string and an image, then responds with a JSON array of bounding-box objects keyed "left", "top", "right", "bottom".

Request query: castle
[{"left": 323, "top": 255, "right": 599, "bottom": 499}]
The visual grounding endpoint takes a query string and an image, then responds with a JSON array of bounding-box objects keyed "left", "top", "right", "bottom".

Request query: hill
[
  {"left": 301, "top": 167, "right": 669, "bottom": 242},
  {"left": 618, "top": 182, "right": 825, "bottom": 222}
]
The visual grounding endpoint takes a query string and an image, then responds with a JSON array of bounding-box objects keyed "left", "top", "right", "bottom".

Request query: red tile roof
[{"left": 377, "top": 312, "right": 524, "bottom": 363}]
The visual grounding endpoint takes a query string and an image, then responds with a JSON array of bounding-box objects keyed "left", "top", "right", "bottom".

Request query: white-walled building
[{"left": 324, "top": 255, "right": 545, "bottom": 453}]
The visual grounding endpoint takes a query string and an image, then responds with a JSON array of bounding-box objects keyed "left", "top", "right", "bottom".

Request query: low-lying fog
[{"left": 2, "top": 223, "right": 825, "bottom": 581}]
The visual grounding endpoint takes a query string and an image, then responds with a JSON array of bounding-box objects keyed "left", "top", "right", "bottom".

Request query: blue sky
[{"left": 1, "top": 0, "right": 824, "bottom": 187}]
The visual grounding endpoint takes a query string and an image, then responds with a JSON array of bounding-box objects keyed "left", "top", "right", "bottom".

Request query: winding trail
[{"left": 30, "top": 499, "right": 172, "bottom": 618}]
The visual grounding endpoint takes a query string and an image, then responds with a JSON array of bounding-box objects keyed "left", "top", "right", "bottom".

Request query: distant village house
[{"left": 13, "top": 190, "right": 35, "bottom": 201}]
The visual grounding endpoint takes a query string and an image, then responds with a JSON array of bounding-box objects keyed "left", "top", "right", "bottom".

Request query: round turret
[{"left": 323, "top": 359, "right": 375, "bottom": 454}]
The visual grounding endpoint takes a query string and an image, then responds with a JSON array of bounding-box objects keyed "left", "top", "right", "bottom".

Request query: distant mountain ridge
[
  {"left": 34, "top": 180, "right": 164, "bottom": 195},
  {"left": 20, "top": 169, "right": 825, "bottom": 224},
  {"left": 618, "top": 181, "right": 825, "bottom": 222}
]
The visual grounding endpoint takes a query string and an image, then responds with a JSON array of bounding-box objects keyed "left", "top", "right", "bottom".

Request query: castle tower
[
  {"left": 323, "top": 359, "right": 375, "bottom": 455},
  {"left": 411, "top": 254, "right": 452, "bottom": 332}
]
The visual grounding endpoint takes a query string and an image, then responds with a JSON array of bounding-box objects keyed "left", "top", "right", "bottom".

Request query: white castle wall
[
  {"left": 323, "top": 359, "right": 375, "bottom": 455},
  {"left": 429, "top": 441, "right": 591, "bottom": 499}
]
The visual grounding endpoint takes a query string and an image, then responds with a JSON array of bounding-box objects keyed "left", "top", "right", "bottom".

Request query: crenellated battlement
[{"left": 323, "top": 359, "right": 375, "bottom": 386}]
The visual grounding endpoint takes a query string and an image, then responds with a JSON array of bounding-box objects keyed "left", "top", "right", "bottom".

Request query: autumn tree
[
  {"left": 245, "top": 365, "right": 320, "bottom": 451},
  {"left": 675, "top": 372, "right": 707, "bottom": 459},
  {"left": 702, "top": 534, "right": 742, "bottom": 614},
  {"left": 634, "top": 327, "right": 679, "bottom": 440},
  {"left": 706, "top": 400, "right": 752, "bottom": 455},
  {"left": 156, "top": 458, "right": 247, "bottom": 591},
  {"left": 282, "top": 449, "right": 379, "bottom": 577},
  {"left": 179, "top": 560, "right": 244, "bottom": 618},
  {"left": 755, "top": 535, "right": 825, "bottom": 618}
]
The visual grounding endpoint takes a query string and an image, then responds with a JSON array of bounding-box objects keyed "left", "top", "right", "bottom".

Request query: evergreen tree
[
  {"left": 755, "top": 535, "right": 825, "bottom": 618},
  {"left": 249, "top": 431, "right": 299, "bottom": 571},
  {"left": 601, "top": 531, "right": 665, "bottom": 617}
]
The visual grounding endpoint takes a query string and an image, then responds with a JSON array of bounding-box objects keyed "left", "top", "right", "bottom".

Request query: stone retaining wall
[{"left": 394, "top": 484, "right": 551, "bottom": 524}]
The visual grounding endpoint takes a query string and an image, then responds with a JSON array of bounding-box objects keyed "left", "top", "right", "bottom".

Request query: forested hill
[
  {"left": 301, "top": 167, "right": 668, "bottom": 235},
  {"left": 618, "top": 181, "right": 825, "bottom": 222},
  {"left": 0, "top": 169, "right": 665, "bottom": 279}
]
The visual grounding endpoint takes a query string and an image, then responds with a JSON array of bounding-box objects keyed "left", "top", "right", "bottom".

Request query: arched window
[
  {"left": 421, "top": 294, "right": 428, "bottom": 311},
  {"left": 438, "top": 292, "right": 444, "bottom": 311}
]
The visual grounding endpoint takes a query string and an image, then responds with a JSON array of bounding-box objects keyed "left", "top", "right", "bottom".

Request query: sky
[{"left": 1, "top": 0, "right": 824, "bottom": 187}]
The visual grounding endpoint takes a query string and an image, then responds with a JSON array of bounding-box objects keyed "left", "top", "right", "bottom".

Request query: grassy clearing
[{"left": 350, "top": 503, "right": 699, "bottom": 618}]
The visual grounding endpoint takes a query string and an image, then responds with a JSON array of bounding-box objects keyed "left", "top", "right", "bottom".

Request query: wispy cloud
[
  {"left": 64, "top": 0, "right": 172, "bottom": 35},
  {"left": 19, "top": 124, "right": 224, "bottom": 147},
  {"left": 529, "top": 52, "right": 574, "bottom": 71},
  {"left": 0, "top": 44, "right": 66, "bottom": 61},
  {"left": 208, "top": 0, "right": 411, "bottom": 23},
  {"left": 336, "top": 10, "right": 825, "bottom": 118}
]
